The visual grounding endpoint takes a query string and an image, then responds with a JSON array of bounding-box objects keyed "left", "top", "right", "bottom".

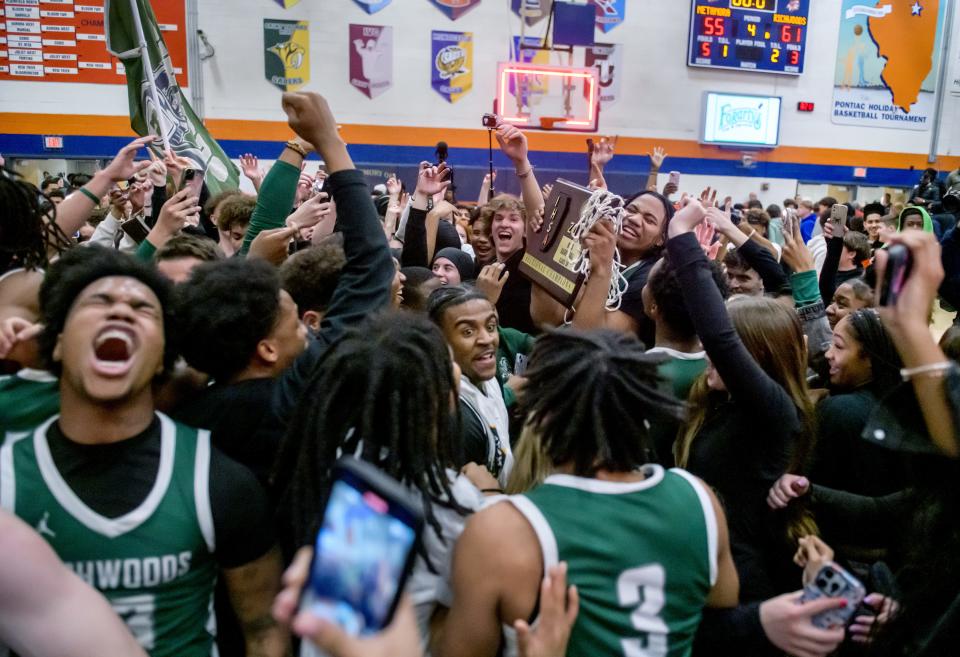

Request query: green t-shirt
[
  {"left": 509, "top": 466, "right": 717, "bottom": 657},
  {"left": 0, "top": 369, "right": 60, "bottom": 439}
]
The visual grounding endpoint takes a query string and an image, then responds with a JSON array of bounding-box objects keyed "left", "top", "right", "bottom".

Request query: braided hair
[
  {"left": 273, "top": 311, "right": 465, "bottom": 556},
  {"left": 0, "top": 169, "right": 72, "bottom": 273},
  {"left": 517, "top": 329, "right": 686, "bottom": 476}
]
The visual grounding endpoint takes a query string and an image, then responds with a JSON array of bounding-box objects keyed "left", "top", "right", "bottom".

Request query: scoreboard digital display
[{"left": 688, "top": 0, "right": 810, "bottom": 75}]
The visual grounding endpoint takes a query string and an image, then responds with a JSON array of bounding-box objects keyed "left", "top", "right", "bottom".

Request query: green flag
[{"left": 105, "top": 0, "right": 238, "bottom": 196}]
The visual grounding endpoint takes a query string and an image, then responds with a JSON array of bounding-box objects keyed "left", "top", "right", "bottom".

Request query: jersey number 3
[{"left": 617, "top": 565, "right": 668, "bottom": 657}]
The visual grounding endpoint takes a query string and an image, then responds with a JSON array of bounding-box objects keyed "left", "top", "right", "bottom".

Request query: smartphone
[
  {"left": 668, "top": 171, "right": 681, "bottom": 187},
  {"left": 829, "top": 203, "right": 848, "bottom": 232},
  {"left": 120, "top": 216, "right": 150, "bottom": 243},
  {"left": 300, "top": 457, "right": 423, "bottom": 636},
  {"left": 312, "top": 176, "right": 325, "bottom": 196},
  {"left": 179, "top": 168, "right": 203, "bottom": 198},
  {"left": 782, "top": 209, "right": 796, "bottom": 237},
  {"left": 878, "top": 244, "right": 913, "bottom": 306},
  {"left": 800, "top": 563, "right": 866, "bottom": 629}
]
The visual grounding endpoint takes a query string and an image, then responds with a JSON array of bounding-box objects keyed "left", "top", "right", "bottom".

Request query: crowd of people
[{"left": 1, "top": 89, "right": 959, "bottom": 657}]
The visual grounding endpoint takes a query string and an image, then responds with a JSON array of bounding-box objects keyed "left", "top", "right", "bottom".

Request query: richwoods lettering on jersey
[{"left": 66, "top": 551, "right": 192, "bottom": 589}]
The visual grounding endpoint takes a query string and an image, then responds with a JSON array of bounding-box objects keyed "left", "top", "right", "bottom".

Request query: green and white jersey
[
  {"left": 0, "top": 369, "right": 60, "bottom": 440},
  {"left": 0, "top": 413, "right": 218, "bottom": 657},
  {"left": 506, "top": 466, "right": 717, "bottom": 657}
]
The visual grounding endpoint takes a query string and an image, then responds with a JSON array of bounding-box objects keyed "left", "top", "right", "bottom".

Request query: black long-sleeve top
[
  {"left": 738, "top": 238, "right": 790, "bottom": 296},
  {"left": 270, "top": 168, "right": 395, "bottom": 422},
  {"left": 668, "top": 232, "right": 800, "bottom": 601},
  {"left": 399, "top": 206, "right": 461, "bottom": 269}
]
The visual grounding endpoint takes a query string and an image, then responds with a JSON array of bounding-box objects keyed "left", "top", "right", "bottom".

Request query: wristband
[
  {"left": 516, "top": 165, "right": 534, "bottom": 179},
  {"left": 78, "top": 187, "right": 100, "bottom": 205},
  {"left": 901, "top": 361, "right": 956, "bottom": 381},
  {"left": 284, "top": 140, "right": 308, "bottom": 158}
]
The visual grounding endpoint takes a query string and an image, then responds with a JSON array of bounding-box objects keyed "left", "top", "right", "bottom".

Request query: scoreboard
[{"left": 687, "top": 0, "right": 810, "bottom": 75}]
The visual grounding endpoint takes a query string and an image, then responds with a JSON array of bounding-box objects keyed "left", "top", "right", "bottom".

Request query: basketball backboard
[{"left": 496, "top": 62, "right": 600, "bottom": 132}]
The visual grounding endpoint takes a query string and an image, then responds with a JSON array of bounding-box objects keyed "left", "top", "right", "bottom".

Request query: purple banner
[{"left": 349, "top": 24, "right": 393, "bottom": 98}]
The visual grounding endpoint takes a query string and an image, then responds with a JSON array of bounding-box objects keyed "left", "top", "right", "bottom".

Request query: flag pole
[{"left": 127, "top": 0, "right": 170, "bottom": 151}]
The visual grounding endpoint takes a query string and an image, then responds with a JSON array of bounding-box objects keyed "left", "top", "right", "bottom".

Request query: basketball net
[{"left": 567, "top": 189, "right": 629, "bottom": 315}]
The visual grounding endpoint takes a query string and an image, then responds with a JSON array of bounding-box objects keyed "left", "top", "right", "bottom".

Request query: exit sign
[
  {"left": 43, "top": 136, "right": 64, "bottom": 150},
  {"left": 797, "top": 102, "right": 815, "bottom": 112}
]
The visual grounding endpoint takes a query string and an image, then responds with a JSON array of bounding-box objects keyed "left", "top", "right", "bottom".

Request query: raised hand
[
  {"left": 248, "top": 226, "right": 296, "bottom": 266},
  {"left": 583, "top": 220, "right": 617, "bottom": 275},
  {"left": 146, "top": 150, "right": 167, "bottom": 187},
  {"left": 415, "top": 162, "right": 452, "bottom": 198},
  {"left": 288, "top": 192, "right": 333, "bottom": 232},
  {"left": 102, "top": 136, "right": 155, "bottom": 182},
  {"left": 240, "top": 153, "right": 262, "bottom": 182},
  {"left": 648, "top": 146, "right": 667, "bottom": 169},
  {"left": 163, "top": 150, "right": 192, "bottom": 182},
  {"left": 281, "top": 91, "right": 341, "bottom": 153},
  {"left": 515, "top": 563, "right": 580, "bottom": 657},
  {"left": 154, "top": 188, "right": 201, "bottom": 238},
  {"left": 667, "top": 198, "right": 707, "bottom": 239},
  {"left": 495, "top": 123, "right": 529, "bottom": 165},
  {"left": 475, "top": 263, "right": 510, "bottom": 304},
  {"left": 695, "top": 219, "right": 720, "bottom": 260},
  {"left": 781, "top": 215, "right": 816, "bottom": 273},
  {"left": 385, "top": 174, "right": 401, "bottom": 198},
  {"left": 590, "top": 136, "right": 617, "bottom": 169}
]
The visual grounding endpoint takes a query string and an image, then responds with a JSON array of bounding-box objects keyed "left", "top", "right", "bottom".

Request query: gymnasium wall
[{"left": 2, "top": 0, "right": 960, "bottom": 205}]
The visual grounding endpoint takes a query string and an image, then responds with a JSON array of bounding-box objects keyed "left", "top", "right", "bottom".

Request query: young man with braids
[
  {"left": 0, "top": 245, "right": 288, "bottom": 657},
  {"left": 438, "top": 329, "right": 739, "bottom": 657},
  {"left": 273, "top": 311, "right": 488, "bottom": 651}
]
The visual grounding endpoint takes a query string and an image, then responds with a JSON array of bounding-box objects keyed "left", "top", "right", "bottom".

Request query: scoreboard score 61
[{"left": 688, "top": 0, "right": 810, "bottom": 75}]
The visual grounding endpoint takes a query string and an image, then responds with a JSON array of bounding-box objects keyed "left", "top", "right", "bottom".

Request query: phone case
[
  {"left": 800, "top": 564, "right": 866, "bottom": 629},
  {"left": 302, "top": 457, "right": 424, "bottom": 635},
  {"left": 120, "top": 217, "right": 150, "bottom": 244}
]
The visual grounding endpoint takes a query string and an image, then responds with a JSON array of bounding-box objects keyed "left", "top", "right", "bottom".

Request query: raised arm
[
  {"left": 818, "top": 221, "right": 844, "bottom": 304},
  {"left": 495, "top": 122, "right": 544, "bottom": 219},
  {"left": 272, "top": 92, "right": 395, "bottom": 417},
  {"left": 667, "top": 202, "right": 795, "bottom": 419},
  {"left": 240, "top": 138, "right": 313, "bottom": 255},
  {"left": 401, "top": 165, "right": 452, "bottom": 268},
  {"left": 56, "top": 136, "right": 154, "bottom": 236}
]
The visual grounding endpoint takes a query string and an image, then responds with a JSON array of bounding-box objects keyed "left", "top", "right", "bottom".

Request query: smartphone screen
[
  {"left": 303, "top": 470, "right": 419, "bottom": 636},
  {"left": 668, "top": 171, "right": 681, "bottom": 187},
  {"left": 179, "top": 168, "right": 204, "bottom": 198}
]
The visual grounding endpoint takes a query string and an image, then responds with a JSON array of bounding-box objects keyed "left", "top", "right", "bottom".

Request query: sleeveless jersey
[
  {"left": 0, "top": 369, "right": 60, "bottom": 439},
  {"left": 0, "top": 413, "right": 218, "bottom": 657},
  {"left": 508, "top": 466, "right": 717, "bottom": 657}
]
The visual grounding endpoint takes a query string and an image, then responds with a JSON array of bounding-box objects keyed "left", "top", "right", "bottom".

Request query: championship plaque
[{"left": 519, "top": 179, "right": 593, "bottom": 308}]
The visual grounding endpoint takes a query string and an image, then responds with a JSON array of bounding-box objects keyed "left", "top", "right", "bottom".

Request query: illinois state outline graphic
[{"left": 868, "top": 0, "right": 939, "bottom": 112}]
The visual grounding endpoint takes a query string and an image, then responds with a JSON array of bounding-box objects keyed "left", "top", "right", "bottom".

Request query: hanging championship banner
[
  {"left": 274, "top": 0, "right": 300, "bottom": 7},
  {"left": 831, "top": 0, "right": 948, "bottom": 130},
  {"left": 429, "top": 0, "right": 482, "bottom": 20},
  {"left": 511, "top": 0, "right": 552, "bottom": 26},
  {"left": 349, "top": 24, "right": 393, "bottom": 98},
  {"left": 584, "top": 42, "right": 620, "bottom": 108},
  {"left": 592, "top": 0, "right": 625, "bottom": 33},
  {"left": 264, "top": 19, "right": 309, "bottom": 92},
  {"left": 432, "top": 30, "right": 473, "bottom": 102},
  {"left": 353, "top": 0, "right": 393, "bottom": 13}
]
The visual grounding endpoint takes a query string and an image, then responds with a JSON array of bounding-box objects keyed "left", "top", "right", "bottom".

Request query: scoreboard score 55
[{"left": 688, "top": 0, "right": 810, "bottom": 75}]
